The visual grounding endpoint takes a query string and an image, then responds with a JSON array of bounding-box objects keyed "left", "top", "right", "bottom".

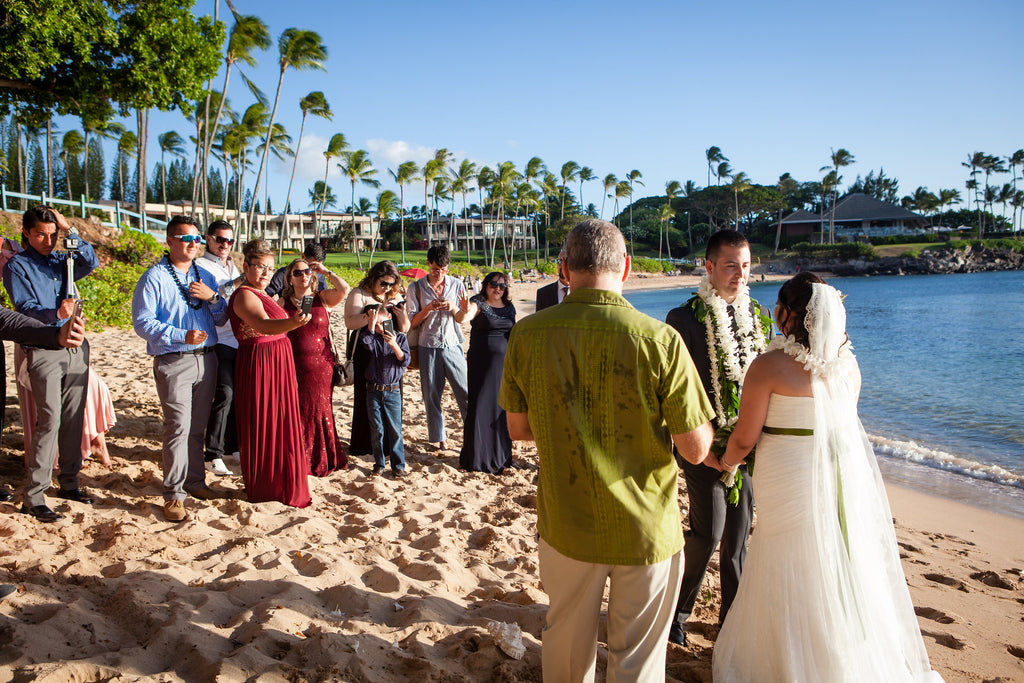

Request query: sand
[{"left": 0, "top": 272, "right": 1020, "bottom": 682}]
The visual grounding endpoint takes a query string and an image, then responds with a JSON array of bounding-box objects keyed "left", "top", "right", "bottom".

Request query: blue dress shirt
[
  {"left": 131, "top": 256, "right": 227, "bottom": 356},
  {"left": 361, "top": 331, "right": 411, "bottom": 385},
  {"left": 3, "top": 235, "right": 99, "bottom": 325}
]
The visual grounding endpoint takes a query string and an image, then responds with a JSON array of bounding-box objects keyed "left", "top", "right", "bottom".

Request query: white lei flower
[
  {"left": 697, "top": 275, "right": 768, "bottom": 424},
  {"left": 768, "top": 334, "right": 854, "bottom": 379}
]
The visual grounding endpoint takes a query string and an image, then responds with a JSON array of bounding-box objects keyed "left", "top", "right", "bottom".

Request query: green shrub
[
  {"left": 791, "top": 242, "right": 875, "bottom": 260},
  {"left": 111, "top": 229, "right": 162, "bottom": 266},
  {"left": 535, "top": 260, "right": 557, "bottom": 276},
  {"left": 77, "top": 261, "right": 149, "bottom": 330},
  {"left": 900, "top": 249, "right": 921, "bottom": 259}
]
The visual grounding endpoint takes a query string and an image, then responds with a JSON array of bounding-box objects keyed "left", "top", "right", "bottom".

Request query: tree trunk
[
  {"left": 249, "top": 68, "right": 285, "bottom": 228},
  {"left": 45, "top": 119, "right": 54, "bottom": 197}
]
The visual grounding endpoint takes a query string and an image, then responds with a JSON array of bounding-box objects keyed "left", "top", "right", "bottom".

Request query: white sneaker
[{"left": 206, "top": 458, "right": 232, "bottom": 476}]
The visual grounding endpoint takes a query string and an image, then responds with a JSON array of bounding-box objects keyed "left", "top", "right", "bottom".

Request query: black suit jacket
[{"left": 535, "top": 281, "right": 560, "bottom": 312}]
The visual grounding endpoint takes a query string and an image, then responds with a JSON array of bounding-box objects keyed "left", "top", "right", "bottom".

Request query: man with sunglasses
[
  {"left": 3, "top": 205, "right": 99, "bottom": 523},
  {"left": 132, "top": 216, "right": 228, "bottom": 522},
  {"left": 196, "top": 220, "right": 240, "bottom": 477}
]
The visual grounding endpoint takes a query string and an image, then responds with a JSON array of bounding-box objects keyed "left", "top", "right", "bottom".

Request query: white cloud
[
  {"left": 365, "top": 139, "right": 436, "bottom": 169},
  {"left": 293, "top": 133, "right": 342, "bottom": 183}
]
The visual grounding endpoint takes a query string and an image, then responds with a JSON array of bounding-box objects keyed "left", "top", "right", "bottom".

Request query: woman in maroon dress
[
  {"left": 229, "top": 239, "right": 311, "bottom": 508},
  {"left": 280, "top": 258, "right": 351, "bottom": 476}
]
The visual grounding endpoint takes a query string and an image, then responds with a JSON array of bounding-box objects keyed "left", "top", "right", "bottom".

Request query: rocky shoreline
[{"left": 798, "top": 244, "right": 1024, "bottom": 277}]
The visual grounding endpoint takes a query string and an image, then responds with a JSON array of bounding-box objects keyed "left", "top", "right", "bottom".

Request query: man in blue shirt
[
  {"left": 3, "top": 206, "right": 99, "bottom": 523},
  {"left": 131, "top": 216, "right": 227, "bottom": 522}
]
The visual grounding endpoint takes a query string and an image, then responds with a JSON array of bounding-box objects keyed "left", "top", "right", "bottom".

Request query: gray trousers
[
  {"left": 25, "top": 343, "right": 90, "bottom": 507},
  {"left": 153, "top": 352, "right": 216, "bottom": 501},
  {"left": 418, "top": 345, "right": 469, "bottom": 443}
]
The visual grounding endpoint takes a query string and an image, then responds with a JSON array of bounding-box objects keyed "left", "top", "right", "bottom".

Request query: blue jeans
[
  {"left": 417, "top": 345, "right": 469, "bottom": 443},
  {"left": 366, "top": 387, "right": 405, "bottom": 471}
]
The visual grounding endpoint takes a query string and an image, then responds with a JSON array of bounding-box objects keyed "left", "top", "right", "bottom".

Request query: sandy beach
[{"left": 0, "top": 272, "right": 1021, "bottom": 682}]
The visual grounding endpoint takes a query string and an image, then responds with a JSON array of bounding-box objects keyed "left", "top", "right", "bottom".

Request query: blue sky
[{"left": 58, "top": 0, "right": 1024, "bottom": 216}]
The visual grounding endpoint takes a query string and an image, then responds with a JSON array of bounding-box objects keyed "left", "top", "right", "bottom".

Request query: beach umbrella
[{"left": 400, "top": 267, "right": 427, "bottom": 279}]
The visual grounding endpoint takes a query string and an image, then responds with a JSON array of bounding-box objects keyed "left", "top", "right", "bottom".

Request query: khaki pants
[{"left": 539, "top": 538, "right": 682, "bottom": 683}]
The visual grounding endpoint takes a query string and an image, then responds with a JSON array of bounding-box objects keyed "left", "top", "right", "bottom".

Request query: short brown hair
[{"left": 705, "top": 229, "right": 749, "bottom": 262}]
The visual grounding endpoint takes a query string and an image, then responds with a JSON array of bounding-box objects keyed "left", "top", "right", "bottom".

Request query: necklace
[
  {"left": 163, "top": 254, "right": 202, "bottom": 310},
  {"left": 691, "top": 275, "right": 770, "bottom": 425}
]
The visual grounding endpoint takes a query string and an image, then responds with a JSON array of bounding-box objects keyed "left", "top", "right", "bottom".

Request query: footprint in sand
[
  {"left": 914, "top": 606, "right": 956, "bottom": 625},
  {"left": 1008, "top": 645, "right": 1024, "bottom": 660},
  {"left": 970, "top": 570, "right": 1015, "bottom": 590},
  {"left": 922, "top": 630, "right": 968, "bottom": 650},
  {"left": 923, "top": 573, "right": 969, "bottom": 592}
]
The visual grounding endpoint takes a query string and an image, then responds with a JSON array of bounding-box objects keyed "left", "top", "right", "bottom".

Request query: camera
[
  {"left": 63, "top": 236, "right": 79, "bottom": 255},
  {"left": 382, "top": 319, "right": 394, "bottom": 336}
]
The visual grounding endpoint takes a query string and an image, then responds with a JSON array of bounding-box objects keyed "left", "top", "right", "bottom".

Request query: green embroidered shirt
[{"left": 499, "top": 288, "right": 713, "bottom": 565}]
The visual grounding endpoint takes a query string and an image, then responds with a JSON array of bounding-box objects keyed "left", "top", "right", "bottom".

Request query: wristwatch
[{"left": 209, "top": 292, "right": 221, "bottom": 304}]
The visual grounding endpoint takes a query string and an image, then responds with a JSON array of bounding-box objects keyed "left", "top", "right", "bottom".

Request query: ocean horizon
[{"left": 624, "top": 270, "right": 1024, "bottom": 520}]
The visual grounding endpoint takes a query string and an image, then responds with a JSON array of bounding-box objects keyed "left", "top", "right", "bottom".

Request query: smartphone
[
  {"left": 382, "top": 319, "right": 394, "bottom": 336},
  {"left": 300, "top": 295, "right": 314, "bottom": 315},
  {"left": 73, "top": 298, "right": 85, "bottom": 318}
]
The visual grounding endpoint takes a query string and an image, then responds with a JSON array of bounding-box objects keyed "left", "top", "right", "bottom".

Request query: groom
[{"left": 665, "top": 229, "right": 771, "bottom": 644}]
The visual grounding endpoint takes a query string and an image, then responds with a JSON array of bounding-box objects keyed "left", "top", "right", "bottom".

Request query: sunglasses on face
[
  {"left": 172, "top": 234, "right": 204, "bottom": 244},
  {"left": 210, "top": 235, "right": 235, "bottom": 245},
  {"left": 291, "top": 269, "right": 311, "bottom": 277},
  {"left": 488, "top": 282, "right": 507, "bottom": 290},
  {"left": 378, "top": 279, "right": 397, "bottom": 287}
]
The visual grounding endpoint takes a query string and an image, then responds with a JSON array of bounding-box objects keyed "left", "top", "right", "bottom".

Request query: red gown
[
  {"left": 283, "top": 295, "right": 347, "bottom": 476},
  {"left": 229, "top": 287, "right": 311, "bottom": 508}
]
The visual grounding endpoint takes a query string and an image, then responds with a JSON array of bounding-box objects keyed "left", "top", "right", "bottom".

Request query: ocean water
[{"left": 625, "top": 270, "right": 1024, "bottom": 520}]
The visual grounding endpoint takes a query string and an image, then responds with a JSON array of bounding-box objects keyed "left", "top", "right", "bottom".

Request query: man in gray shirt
[{"left": 406, "top": 245, "right": 470, "bottom": 452}]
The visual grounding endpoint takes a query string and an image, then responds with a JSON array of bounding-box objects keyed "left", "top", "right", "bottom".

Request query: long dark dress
[
  {"left": 459, "top": 296, "right": 515, "bottom": 472},
  {"left": 349, "top": 327, "right": 372, "bottom": 455},
  {"left": 229, "top": 287, "right": 311, "bottom": 508},
  {"left": 283, "top": 295, "right": 347, "bottom": 476}
]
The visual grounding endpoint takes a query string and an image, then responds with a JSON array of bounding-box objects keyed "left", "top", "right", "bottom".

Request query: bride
[{"left": 710, "top": 272, "right": 942, "bottom": 682}]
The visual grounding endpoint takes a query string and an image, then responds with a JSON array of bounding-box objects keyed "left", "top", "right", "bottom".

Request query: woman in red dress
[
  {"left": 280, "top": 258, "right": 351, "bottom": 476},
  {"left": 229, "top": 239, "right": 311, "bottom": 508}
]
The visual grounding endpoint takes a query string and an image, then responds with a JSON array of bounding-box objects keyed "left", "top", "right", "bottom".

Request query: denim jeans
[{"left": 366, "top": 387, "right": 405, "bottom": 471}]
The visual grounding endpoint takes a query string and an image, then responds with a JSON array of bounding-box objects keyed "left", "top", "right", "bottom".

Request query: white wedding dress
[{"left": 713, "top": 285, "right": 943, "bottom": 683}]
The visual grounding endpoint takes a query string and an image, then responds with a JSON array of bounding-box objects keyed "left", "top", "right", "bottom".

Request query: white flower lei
[
  {"left": 767, "top": 334, "right": 854, "bottom": 379},
  {"left": 696, "top": 275, "right": 768, "bottom": 424}
]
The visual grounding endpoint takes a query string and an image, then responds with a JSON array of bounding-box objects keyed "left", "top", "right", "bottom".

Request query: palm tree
[
  {"left": 706, "top": 146, "right": 727, "bottom": 187},
  {"left": 451, "top": 159, "right": 478, "bottom": 261},
  {"left": 962, "top": 151, "right": 986, "bottom": 234},
  {"left": 823, "top": 148, "right": 855, "bottom": 243},
  {"left": 308, "top": 180, "right": 336, "bottom": 213},
  {"left": 658, "top": 203, "right": 675, "bottom": 261},
  {"left": 524, "top": 157, "right": 546, "bottom": 262},
  {"left": 316, "top": 133, "right": 347, "bottom": 242},
  {"left": 775, "top": 173, "right": 799, "bottom": 253},
  {"left": 664, "top": 180, "right": 682, "bottom": 261},
  {"left": 157, "top": 131, "right": 186, "bottom": 219},
  {"left": 115, "top": 130, "right": 138, "bottom": 203},
  {"left": 980, "top": 154, "right": 1006, "bottom": 236},
  {"left": 683, "top": 180, "right": 699, "bottom": 254},
  {"left": 59, "top": 130, "right": 85, "bottom": 201},
  {"left": 338, "top": 149, "right": 380, "bottom": 269},
  {"left": 613, "top": 180, "right": 630, "bottom": 223},
  {"left": 389, "top": 160, "right": 419, "bottom": 264},
  {"left": 601, "top": 173, "right": 617, "bottom": 221},
  {"left": 475, "top": 166, "right": 494, "bottom": 264},
  {"left": 715, "top": 161, "right": 732, "bottom": 186},
  {"left": 625, "top": 169, "right": 643, "bottom": 257},
  {"left": 729, "top": 171, "right": 751, "bottom": 230},
  {"left": 1006, "top": 149, "right": 1024, "bottom": 232},
  {"left": 279, "top": 91, "right": 332, "bottom": 259},
  {"left": 577, "top": 166, "right": 595, "bottom": 214},
  {"left": 820, "top": 170, "right": 839, "bottom": 242},
  {"left": 202, "top": 12, "right": 270, "bottom": 223},
  {"left": 249, "top": 28, "right": 327, "bottom": 230},
  {"left": 369, "top": 189, "right": 398, "bottom": 266},
  {"left": 81, "top": 118, "right": 124, "bottom": 201},
  {"left": 492, "top": 162, "right": 519, "bottom": 266},
  {"left": 559, "top": 161, "right": 580, "bottom": 220}
]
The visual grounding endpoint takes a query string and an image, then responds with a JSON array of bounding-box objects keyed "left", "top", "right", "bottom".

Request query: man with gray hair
[{"left": 500, "top": 219, "right": 714, "bottom": 681}]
